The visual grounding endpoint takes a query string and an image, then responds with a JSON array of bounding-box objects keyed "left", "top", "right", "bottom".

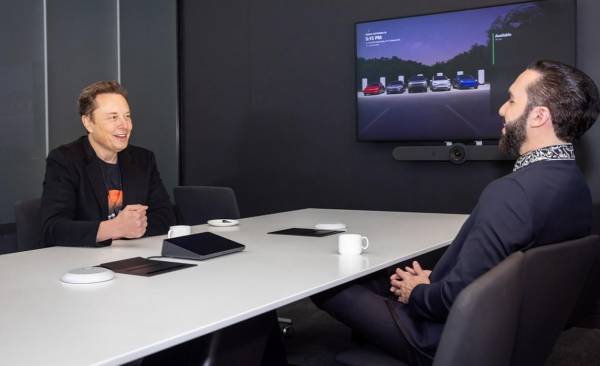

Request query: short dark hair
[
  {"left": 526, "top": 60, "right": 600, "bottom": 142},
  {"left": 78, "top": 80, "right": 128, "bottom": 117}
]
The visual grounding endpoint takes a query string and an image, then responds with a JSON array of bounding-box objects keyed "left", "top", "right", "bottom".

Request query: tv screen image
[{"left": 355, "top": 0, "right": 575, "bottom": 142}]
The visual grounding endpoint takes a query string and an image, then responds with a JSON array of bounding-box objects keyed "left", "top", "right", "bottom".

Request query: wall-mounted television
[{"left": 355, "top": 0, "right": 576, "bottom": 143}]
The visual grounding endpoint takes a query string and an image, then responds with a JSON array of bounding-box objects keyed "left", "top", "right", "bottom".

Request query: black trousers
[
  {"left": 312, "top": 269, "right": 420, "bottom": 365},
  {"left": 141, "top": 310, "right": 288, "bottom": 366}
]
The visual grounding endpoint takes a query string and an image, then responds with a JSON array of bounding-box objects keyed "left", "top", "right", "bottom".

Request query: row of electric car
[{"left": 362, "top": 74, "right": 479, "bottom": 95}]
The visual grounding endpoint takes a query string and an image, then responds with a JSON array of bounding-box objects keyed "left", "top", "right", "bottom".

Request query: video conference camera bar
[{"left": 392, "top": 142, "right": 511, "bottom": 164}]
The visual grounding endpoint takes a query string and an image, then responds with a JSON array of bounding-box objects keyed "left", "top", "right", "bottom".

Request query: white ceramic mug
[
  {"left": 338, "top": 233, "right": 369, "bottom": 255},
  {"left": 167, "top": 225, "right": 192, "bottom": 239}
]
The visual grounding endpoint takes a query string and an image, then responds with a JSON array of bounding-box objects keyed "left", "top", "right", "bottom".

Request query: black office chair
[
  {"left": 173, "top": 186, "right": 240, "bottom": 225},
  {"left": 511, "top": 235, "right": 600, "bottom": 366},
  {"left": 14, "top": 198, "right": 45, "bottom": 252},
  {"left": 0, "top": 223, "right": 18, "bottom": 254},
  {"left": 569, "top": 204, "right": 600, "bottom": 329},
  {"left": 336, "top": 251, "right": 525, "bottom": 366}
]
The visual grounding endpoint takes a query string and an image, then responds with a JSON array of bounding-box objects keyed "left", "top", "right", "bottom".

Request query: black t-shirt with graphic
[{"left": 98, "top": 158, "right": 123, "bottom": 220}]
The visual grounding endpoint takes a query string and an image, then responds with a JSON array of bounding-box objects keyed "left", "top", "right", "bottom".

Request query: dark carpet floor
[{"left": 280, "top": 298, "right": 600, "bottom": 366}]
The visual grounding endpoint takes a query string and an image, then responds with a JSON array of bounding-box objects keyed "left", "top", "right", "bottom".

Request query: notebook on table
[{"left": 100, "top": 257, "right": 195, "bottom": 277}]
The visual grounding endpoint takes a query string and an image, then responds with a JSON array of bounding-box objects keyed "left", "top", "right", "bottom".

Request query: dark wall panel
[
  {"left": 47, "top": 0, "right": 118, "bottom": 149},
  {"left": 180, "top": 0, "right": 599, "bottom": 218},
  {"left": 576, "top": 0, "right": 600, "bottom": 200},
  {"left": 0, "top": 0, "right": 45, "bottom": 223},
  {"left": 179, "top": 0, "right": 252, "bottom": 192},
  {"left": 120, "top": 0, "right": 179, "bottom": 197}
]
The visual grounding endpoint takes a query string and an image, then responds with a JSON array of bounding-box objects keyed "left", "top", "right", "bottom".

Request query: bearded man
[{"left": 313, "top": 60, "right": 600, "bottom": 366}]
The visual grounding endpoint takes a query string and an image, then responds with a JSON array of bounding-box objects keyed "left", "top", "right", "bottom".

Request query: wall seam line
[{"left": 43, "top": 0, "right": 49, "bottom": 155}]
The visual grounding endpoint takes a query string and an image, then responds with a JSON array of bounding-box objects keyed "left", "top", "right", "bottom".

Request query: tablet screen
[{"left": 164, "top": 232, "right": 245, "bottom": 256}]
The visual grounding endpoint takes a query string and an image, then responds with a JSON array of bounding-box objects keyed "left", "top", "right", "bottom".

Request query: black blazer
[
  {"left": 389, "top": 160, "right": 592, "bottom": 364},
  {"left": 41, "top": 136, "right": 175, "bottom": 246}
]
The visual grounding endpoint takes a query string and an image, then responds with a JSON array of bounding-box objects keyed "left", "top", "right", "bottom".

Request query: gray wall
[
  {"left": 120, "top": 0, "right": 179, "bottom": 193},
  {"left": 47, "top": 0, "right": 118, "bottom": 149},
  {"left": 576, "top": 0, "right": 600, "bottom": 201},
  {"left": 0, "top": 0, "right": 179, "bottom": 223},
  {"left": 179, "top": 0, "right": 600, "bottom": 218},
  {"left": 0, "top": 0, "right": 46, "bottom": 224}
]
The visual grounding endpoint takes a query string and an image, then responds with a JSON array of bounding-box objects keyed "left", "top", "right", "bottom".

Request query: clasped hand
[
  {"left": 96, "top": 204, "right": 148, "bottom": 242},
  {"left": 113, "top": 204, "right": 148, "bottom": 239},
  {"left": 389, "top": 261, "right": 431, "bottom": 304}
]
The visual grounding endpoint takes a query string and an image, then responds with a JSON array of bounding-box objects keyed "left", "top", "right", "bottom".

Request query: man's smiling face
[{"left": 83, "top": 93, "right": 132, "bottom": 161}]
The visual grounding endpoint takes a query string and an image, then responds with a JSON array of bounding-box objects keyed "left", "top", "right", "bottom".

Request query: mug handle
[
  {"left": 167, "top": 228, "right": 174, "bottom": 239},
  {"left": 361, "top": 236, "right": 369, "bottom": 250}
]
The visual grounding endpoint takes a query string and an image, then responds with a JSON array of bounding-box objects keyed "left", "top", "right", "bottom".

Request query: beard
[{"left": 499, "top": 104, "right": 531, "bottom": 158}]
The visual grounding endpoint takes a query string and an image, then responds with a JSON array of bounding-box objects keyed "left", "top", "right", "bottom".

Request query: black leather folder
[{"left": 100, "top": 257, "right": 195, "bottom": 276}]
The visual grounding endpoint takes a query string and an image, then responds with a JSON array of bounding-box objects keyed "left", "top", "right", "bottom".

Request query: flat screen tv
[{"left": 355, "top": 0, "right": 576, "bottom": 142}]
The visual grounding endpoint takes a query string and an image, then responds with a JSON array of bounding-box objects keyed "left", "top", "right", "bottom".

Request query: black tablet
[
  {"left": 162, "top": 232, "right": 245, "bottom": 260},
  {"left": 268, "top": 228, "right": 343, "bottom": 237}
]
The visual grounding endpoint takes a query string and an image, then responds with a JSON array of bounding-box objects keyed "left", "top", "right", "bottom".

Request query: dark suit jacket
[
  {"left": 389, "top": 160, "right": 592, "bottom": 364},
  {"left": 41, "top": 136, "right": 175, "bottom": 246}
]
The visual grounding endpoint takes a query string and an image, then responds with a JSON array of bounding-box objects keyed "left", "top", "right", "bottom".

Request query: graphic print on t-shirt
[
  {"left": 108, "top": 189, "right": 123, "bottom": 220},
  {"left": 98, "top": 158, "right": 124, "bottom": 220}
]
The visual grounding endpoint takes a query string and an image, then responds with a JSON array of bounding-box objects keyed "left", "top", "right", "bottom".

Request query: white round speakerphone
[{"left": 60, "top": 267, "right": 115, "bottom": 284}]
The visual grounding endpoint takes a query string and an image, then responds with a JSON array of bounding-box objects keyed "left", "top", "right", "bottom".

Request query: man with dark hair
[
  {"left": 499, "top": 60, "right": 599, "bottom": 157},
  {"left": 42, "top": 81, "right": 287, "bottom": 365},
  {"left": 314, "top": 60, "right": 600, "bottom": 366},
  {"left": 42, "top": 80, "right": 175, "bottom": 246}
]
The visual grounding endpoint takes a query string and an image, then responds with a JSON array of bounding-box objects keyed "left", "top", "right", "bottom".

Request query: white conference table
[{"left": 0, "top": 208, "right": 467, "bottom": 366}]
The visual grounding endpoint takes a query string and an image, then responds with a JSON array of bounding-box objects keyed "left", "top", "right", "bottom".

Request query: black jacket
[
  {"left": 389, "top": 159, "right": 592, "bottom": 364},
  {"left": 41, "top": 136, "right": 175, "bottom": 246}
]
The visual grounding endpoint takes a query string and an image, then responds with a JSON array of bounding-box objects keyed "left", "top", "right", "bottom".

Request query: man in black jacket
[
  {"left": 314, "top": 60, "right": 600, "bottom": 365},
  {"left": 42, "top": 80, "right": 175, "bottom": 247},
  {"left": 41, "top": 81, "right": 289, "bottom": 366}
]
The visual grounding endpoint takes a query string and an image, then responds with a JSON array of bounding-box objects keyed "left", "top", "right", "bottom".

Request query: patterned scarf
[{"left": 513, "top": 144, "right": 575, "bottom": 172}]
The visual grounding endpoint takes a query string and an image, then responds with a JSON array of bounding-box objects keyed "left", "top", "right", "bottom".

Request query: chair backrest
[
  {"left": 173, "top": 186, "right": 240, "bottom": 226},
  {"left": 511, "top": 235, "right": 600, "bottom": 366},
  {"left": 433, "top": 251, "right": 524, "bottom": 366},
  {"left": 14, "top": 198, "right": 44, "bottom": 252}
]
